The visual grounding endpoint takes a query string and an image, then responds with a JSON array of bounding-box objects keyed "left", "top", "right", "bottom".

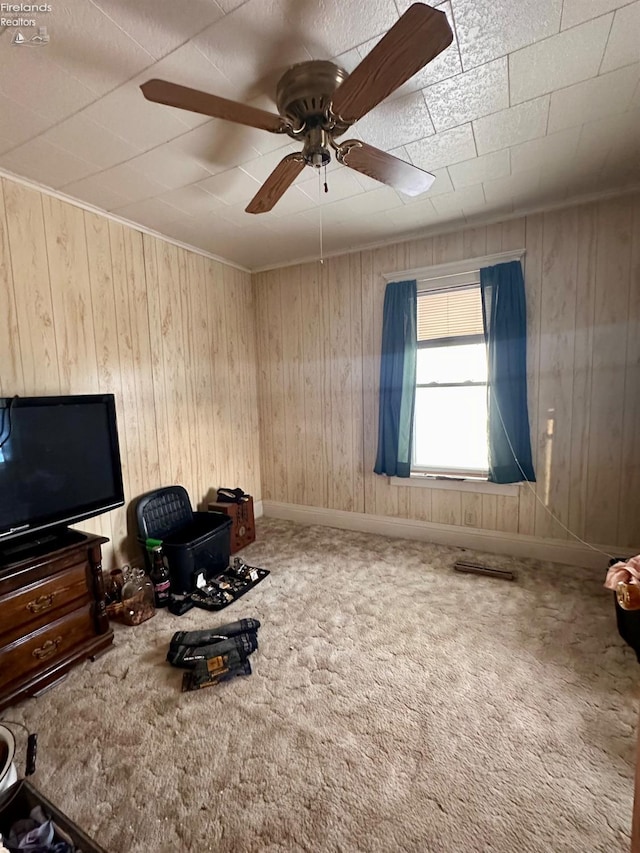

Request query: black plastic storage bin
[{"left": 136, "top": 486, "right": 232, "bottom": 593}]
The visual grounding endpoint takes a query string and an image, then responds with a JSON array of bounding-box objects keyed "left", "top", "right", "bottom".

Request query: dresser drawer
[
  {"left": 0, "top": 562, "right": 90, "bottom": 644},
  {"left": 0, "top": 604, "right": 95, "bottom": 692}
]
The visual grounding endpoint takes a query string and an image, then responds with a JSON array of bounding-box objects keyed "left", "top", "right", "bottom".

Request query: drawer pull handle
[
  {"left": 32, "top": 637, "right": 62, "bottom": 660},
  {"left": 27, "top": 594, "right": 56, "bottom": 614}
]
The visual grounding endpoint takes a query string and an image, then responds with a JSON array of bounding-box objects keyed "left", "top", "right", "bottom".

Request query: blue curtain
[
  {"left": 374, "top": 280, "right": 417, "bottom": 477},
  {"left": 480, "top": 261, "right": 535, "bottom": 484}
]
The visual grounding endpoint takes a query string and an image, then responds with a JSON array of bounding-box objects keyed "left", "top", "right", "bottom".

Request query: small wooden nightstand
[{"left": 208, "top": 497, "right": 255, "bottom": 554}]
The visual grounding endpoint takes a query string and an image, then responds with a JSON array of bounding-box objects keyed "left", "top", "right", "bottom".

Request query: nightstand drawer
[
  {"left": 0, "top": 604, "right": 95, "bottom": 692},
  {"left": 0, "top": 563, "right": 90, "bottom": 645}
]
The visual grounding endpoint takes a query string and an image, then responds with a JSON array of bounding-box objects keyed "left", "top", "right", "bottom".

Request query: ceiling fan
[{"left": 141, "top": 3, "right": 453, "bottom": 214}]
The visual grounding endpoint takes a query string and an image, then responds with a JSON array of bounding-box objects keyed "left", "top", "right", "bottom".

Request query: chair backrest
[{"left": 136, "top": 485, "right": 193, "bottom": 541}]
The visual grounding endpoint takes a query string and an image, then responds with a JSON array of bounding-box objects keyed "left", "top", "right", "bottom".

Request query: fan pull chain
[{"left": 318, "top": 166, "right": 324, "bottom": 264}]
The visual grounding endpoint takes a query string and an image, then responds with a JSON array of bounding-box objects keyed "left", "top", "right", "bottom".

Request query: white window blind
[{"left": 417, "top": 285, "right": 484, "bottom": 342}]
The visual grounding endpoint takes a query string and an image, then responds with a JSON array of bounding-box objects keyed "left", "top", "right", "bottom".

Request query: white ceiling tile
[
  {"left": 0, "top": 49, "right": 98, "bottom": 122},
  {"left": 159, "top": 184, "right": 223, "bottom": 216},
  {"left": 216, "top": 0, "right": 250, "bottom": 12},
  {"left": 509, "top": 15, "right": 613, "bottom": 104},
  {"left": 426, "top": 57, "right": 509, "bottom": 132},
  {"left": 354, "top": 91, "right": 435, "bottom": 150},
  {"left": 431, "top": 184, "right": 486, "bottom": 217},
  {"left": 385, "top": 197, "right": 439, "bottom": 230},
  {"left": 423, "top": 168, "right": 455, "bottom": 197},
  {"left": 290, "top": 0, "right": 398, "bottom": 60},
  {"left": 561, "top": 0, "right": 633, "bottom": 29},
  {"left": 196, "top": 167, "right": 262, "bottom": 204},
  {"left": 577, "top": 110, "right": 640, "bottom": 157},
  {"left": 88, "top": 162, "right": 172, "bottom": 204},
  {"left": 0, "top": 94, "right": 51, "bottom": 149},
  {"left": 331, "top": 186, "right": 404, "bottom": 220},
  {"left": 44, "top": 0, "right": 156, "bottom": 96},
  {"left": 405, "top": 124, "right": 476, "bottom": 170},
  {"left": 42, "top": 114, "right": 141, "bottom": 170},
  {"left": 193, "top": 0, "right": 313, "bottom": 102},
  {"left": 331, "top": 48, "right": 365, "bottom": 76},
  {"left": 547, "top": 63, "right": 640, "bottom": 132},
  {"left": 111, "top": 197, "right": 185, "bottom": 231},
  {"left": 90, "top": 0, "right": 225, "bottom": 60},
  {"left": 126, "top": 145, "right": 213, "bottom": 190},
  {"left": 453, "top": 0, "right": 563, "bottom": 69},
  {"left": 164, "top": 121, "right": 262, "bottom": 174},
  {"left": 81, "top": 82, "right": 192, "bottom": 151},
  {"left": 298, "top": 167, "right": 364, "bottom": 204},
  {"left": 600, "top": 2, "right": 640, "bottom": 74},
  {"left": 448, "top": 150, "right": 511, "bottom": 189},
  {"left": 510, "top": 127, "right": 581, "bottom": 174},
  {"left": 61, "top": 175, "right": 132, "bottom": 211},
  {"left": 0, "top": 138, "right": 96, "bottom": 188},
  {"left": 473, "top": 97, "right": 550, "bottom": 155}
]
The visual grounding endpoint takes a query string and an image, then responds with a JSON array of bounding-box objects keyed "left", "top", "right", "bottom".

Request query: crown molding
[
  {"left": 0, "top": 167, "right": 251, "bottom": 274},
  {"left": 251, "top": 183, "right": 640, "bottom": 274}
]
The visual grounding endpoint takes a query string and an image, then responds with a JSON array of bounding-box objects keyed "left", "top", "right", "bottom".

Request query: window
[{"left": 413, "top": 281, "right": 489, "bottom": 478}]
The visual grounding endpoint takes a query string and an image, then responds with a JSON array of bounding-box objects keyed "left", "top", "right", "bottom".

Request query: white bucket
[{"left": 0, "top": 725, "right": 17, "bottom": 794}]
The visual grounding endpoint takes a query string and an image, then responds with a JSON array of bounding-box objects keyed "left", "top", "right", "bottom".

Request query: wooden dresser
[{"left": 0, "top": 530, "right": 113, "bottom": 712}]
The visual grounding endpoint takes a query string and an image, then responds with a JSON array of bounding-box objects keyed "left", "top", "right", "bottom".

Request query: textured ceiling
[{"left": 0, "top": 0, "right": 638, "bottom": 269}]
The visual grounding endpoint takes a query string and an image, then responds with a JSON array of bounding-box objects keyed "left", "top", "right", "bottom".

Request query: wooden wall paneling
[
  {"left": 407, "top": 234, "right": 434, "bottom": 269},
  {"left": 350, "top": 252, "right": 365, "bottom": 514},
  {"left": 568, "top": 204, "right": 598, "bottom": 542},
  {"left": 234, "top": 269, "right": 260, "bottom": 494},
  {"left": 246, "top": 273, "right": 262, "bottom": 497},
  {"left": 176, "top": 248, "right": 198, "bottom": 500},
  {"left": 618, "top": 195, "right": 640, "bottom": 549},
  {"left": 327, "top": 255, "right": 353, "bottom": 511},
  {"left": 83, "top": 211, "right": 127, "bottom": 563},
  {"left": 0, "top": 180, "right": 23, "bottom": 395},
  {"left": 253, "top": 272, "right": 274, "bottom": 501},
  {"left": 266, "top": 269, "right": 288, "bottom": 501},
  {"left": 361, "top": 249, "right": 377, "bottom": 515},
  {"left": 142, "top": 235, "right": 172, "bottom": 490},
  {"left": 281, "top": 264, "right": 306, "bottom": 505},
  {"left": 154, "top": 240, "right": 187, "bottom": 492},
  {"left": 224, "top": 263, "right": 247, "bottom": 493},
  {"left": 4, "top": 182, "right": 59, "bottom": 394},
  {"left": 371, "top": 243, "right": 400, "bottom": 517},
  {"left": 300, "top": 261, "right": 326, "bottom": 508},
  {"left": 585, "top": 198, "right": 633, "bottom": 544},
  {"left": 186, "top": 252, "right": 212, "bottom": 503},
  {"left": 205, "top": 260, "right": 232, "bottom": 493},
  {"left": 319, "top": 260, "right": 334, "bottom": 509},
  {"left": 108, "top": 221, "right": 143, "bottom": 511},
  {"left": 42, "top": 197, "right": 98, "bottom": 394},
  {"left": 433, "top": 230, "right": 464, "bottom": 265},
  {"left": 461, "top": 492, "right": 483, "bottom": 529},
  {"left": 519, "top": 214, "right": 544, "bottom": 537},
  {"left": 124, "top": 228, "right": 160, "bottom": 500},
  {"left": 535, "top": 208, "right": 578, "bottom": 541}
]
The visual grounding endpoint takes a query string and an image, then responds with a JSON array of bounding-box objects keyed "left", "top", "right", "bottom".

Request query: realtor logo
[{"left": 11, "top": 26, "right": 49, "bottom": 45}]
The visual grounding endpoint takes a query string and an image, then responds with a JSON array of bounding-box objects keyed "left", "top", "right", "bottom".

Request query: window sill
[{"left": 389, "top": 476, "right": 519, "bottom": 497}]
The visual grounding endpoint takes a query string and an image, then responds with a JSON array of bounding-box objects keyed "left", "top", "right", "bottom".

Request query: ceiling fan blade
[
  {"left": 338, "top": 141, "right": 435, "bottom": 197},
  {"left": 331, "top": 4, "right": 453, "bottom": 124},
  {"left": 246, "top": 153, "right": 306, "bottom": 214},
  {"left": 140, "top": 79, "right": 287, "bottom": 133}
]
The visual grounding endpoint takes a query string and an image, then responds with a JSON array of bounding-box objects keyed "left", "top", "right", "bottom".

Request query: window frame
[
  {"left": 382, "top": 249, "right": 525, "bottom": 490},
  {"left": 412, "top": 297, "right": 489, "bottom": 479}
]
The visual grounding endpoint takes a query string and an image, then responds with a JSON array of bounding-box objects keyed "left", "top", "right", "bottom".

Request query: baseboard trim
[
  {"left": 254, "top": 500, "right": 264, "bottom": 520},
  {"left": 261, "top": 501, "right": 624, "bottom": 569}
]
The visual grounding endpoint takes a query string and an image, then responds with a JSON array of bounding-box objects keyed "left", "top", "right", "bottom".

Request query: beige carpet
[{"left": 3, "top": 518, "right": 637, "bottom": 853}]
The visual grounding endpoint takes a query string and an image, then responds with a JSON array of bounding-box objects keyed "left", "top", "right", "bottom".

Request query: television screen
[{"left": 0, "top": 394, "right": 124, "bottom": 545}]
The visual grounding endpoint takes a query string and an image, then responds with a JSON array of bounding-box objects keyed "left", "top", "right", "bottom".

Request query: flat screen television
[{"left": 0, "top": 394, "right": 124, "bottom": 557}]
